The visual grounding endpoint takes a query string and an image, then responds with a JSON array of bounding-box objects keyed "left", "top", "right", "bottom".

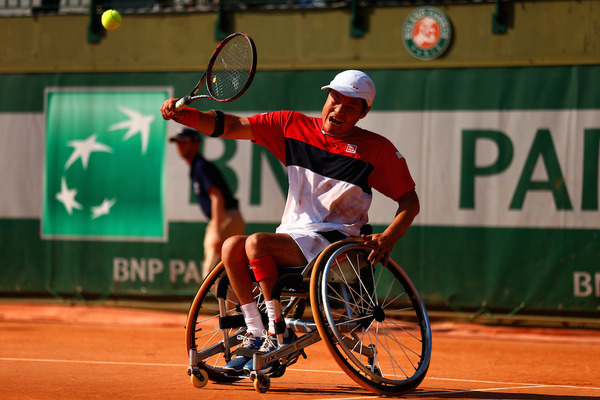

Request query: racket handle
[{"left": 175, "top": 96, "right": 190, "bottom": 111}]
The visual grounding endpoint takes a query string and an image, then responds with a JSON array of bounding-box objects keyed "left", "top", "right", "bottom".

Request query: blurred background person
[{"left": 170, "top": 127, "right": 245, "bottom": 280}]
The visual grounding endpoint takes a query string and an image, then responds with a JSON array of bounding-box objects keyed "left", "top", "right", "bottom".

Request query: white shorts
[{"left": 286, "top": 232, "right": 335, "bottom": 263}]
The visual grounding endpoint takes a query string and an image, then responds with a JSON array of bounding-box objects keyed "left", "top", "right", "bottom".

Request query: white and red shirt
[{"left": 249, "top": 111, "right": 415, "bottom": 237}]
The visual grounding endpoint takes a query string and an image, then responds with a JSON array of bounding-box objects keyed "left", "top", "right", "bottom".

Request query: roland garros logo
[{"left": 403, "top": 7, "right": 452, "bottom": 61}]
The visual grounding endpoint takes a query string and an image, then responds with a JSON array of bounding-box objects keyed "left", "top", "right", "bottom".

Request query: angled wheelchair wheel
[
  {"left": 309, "top": 240, "right": 432, "bottom": 395},
  {"left": 185, "top": 262, "right": 247, "bottom": 383}
]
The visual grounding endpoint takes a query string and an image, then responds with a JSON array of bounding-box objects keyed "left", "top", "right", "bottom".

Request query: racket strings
[{"left": 209, "top": 36, "right": 254, "bottom": 101}]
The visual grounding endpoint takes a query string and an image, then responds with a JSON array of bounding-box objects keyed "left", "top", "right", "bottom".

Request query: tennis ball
[
  {"left": 212, "top": 77, "right": 217, "bottom": 83},
  {"left": 101, "top": 9, "right": 121, "bottom": 31}
]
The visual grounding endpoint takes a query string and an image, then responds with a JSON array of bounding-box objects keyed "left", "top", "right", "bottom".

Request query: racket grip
[{"left": 175, "top": 96, "right": 190, "bottom": 111}]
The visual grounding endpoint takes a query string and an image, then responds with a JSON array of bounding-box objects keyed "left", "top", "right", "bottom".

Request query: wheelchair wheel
[
  {"left": 185, "top": 262, "right": 246, "bottom": 383},
  {"left": 185, "top": 262, "right": 307, "bottom": 384},
  {"left": 309, "top": 240, "right": 432, "bottom": 395}
]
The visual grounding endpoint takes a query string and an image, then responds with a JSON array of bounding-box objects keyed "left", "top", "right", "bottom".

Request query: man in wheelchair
[{"left": 161, "top": 69, "right": 419, "bottom": 375}]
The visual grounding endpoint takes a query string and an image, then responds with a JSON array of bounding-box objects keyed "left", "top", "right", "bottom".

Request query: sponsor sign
[
  {"left": 42, "top": 88, "right": 169, "bottom": 241},
  {"left": 363, "top": 110, "right": 600, "bottom": 229},
  {"left": 402, "top": 6, "right": 452, "bottom": 60}
]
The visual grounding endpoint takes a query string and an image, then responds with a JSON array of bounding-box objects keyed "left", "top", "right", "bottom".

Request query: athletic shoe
[
  {"left": 243, "top": 329, "right": 298, "bottom": 373},
  {"left": 222, "top": 333, "right": 264, "bottom": 373}
]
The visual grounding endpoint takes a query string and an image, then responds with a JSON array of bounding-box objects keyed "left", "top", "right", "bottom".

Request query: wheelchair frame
[{"left": 184, "top": 238, "right": 432, "bottom": 395}]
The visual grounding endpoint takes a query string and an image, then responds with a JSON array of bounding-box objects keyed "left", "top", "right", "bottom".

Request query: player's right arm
[{"left": 160, "top": 98, "right": 254, "bottom": 141}]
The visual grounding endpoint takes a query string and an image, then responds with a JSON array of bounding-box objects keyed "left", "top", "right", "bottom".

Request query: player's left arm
[
  {"left": 362, "top": 188, "right": 420, "bottom": 265},
  {"left": 160, "top": 98, "right": 254, "bottom": 140}
]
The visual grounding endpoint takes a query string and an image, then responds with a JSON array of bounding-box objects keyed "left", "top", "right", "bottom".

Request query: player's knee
[
  {"left": 244, "top": 232, "right": 271, "bottom": 259},
  {"left": 221, "top": 235, "right": 247, "bottom": 264}
]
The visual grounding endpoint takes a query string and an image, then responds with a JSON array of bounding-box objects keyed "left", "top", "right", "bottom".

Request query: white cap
[{"left": 321, "top": 70, "right": 376, "bottom": 107}]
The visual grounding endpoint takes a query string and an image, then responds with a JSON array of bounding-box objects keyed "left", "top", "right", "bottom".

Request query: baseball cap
[
  {"left": 321, "top": 70, "right": 376, "bottom": 107},
  {"left": 169, "top": 128, "right": 200, "bottom": 142}
]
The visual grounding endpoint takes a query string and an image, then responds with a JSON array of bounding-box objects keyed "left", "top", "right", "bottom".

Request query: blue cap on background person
[
  {"left": 169, "top": 127, "right": 200, "bottom": 142},
  {"left": 321, "top": 70, "right": 376, "bottom": 107}
]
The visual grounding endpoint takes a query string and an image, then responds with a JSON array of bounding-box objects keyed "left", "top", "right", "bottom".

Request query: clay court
[{"left": 1, "top": 303, "right": 599, "bottom": 399}]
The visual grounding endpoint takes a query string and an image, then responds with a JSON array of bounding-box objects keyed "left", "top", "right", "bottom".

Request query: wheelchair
[{"left": 184, "top": 237, "right": 432, "bottom": 395}]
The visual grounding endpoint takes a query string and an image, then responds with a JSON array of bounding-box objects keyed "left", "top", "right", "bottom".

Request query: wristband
[
  {"left": 178, "top": 107, "right": 200, "bottom": 128},
  {"left": 210, "top": 110, "right": 225, "bottom": 137}
]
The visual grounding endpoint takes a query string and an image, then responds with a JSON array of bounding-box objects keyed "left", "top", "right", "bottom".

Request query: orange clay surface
[{"left": 1, "top": 303, "right": 599, "bottom": 399}]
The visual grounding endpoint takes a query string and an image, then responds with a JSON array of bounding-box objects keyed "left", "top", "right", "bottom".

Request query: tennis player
[{"left": 160, "top": 69, "right": 419, "bottom": 373}]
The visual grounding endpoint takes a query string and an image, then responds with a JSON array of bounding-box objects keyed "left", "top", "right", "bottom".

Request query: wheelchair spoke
[
  {"left": 331, "top": 254, "right": 378, "bottom": 310},
  {"left": 373, "top": 322, "right": 400, "bottom": 378},
  {"left": 380, "top": 321, "right": 421, "bottom": 369},
  {"left": 325, "top": 282, "right": 367, "bottom": 317},
  {"left": 195, "top": 310, "right": 220, "bottom": 326},
  {"left": 385, "top": 318, "right": 424, "bottom": 342}
]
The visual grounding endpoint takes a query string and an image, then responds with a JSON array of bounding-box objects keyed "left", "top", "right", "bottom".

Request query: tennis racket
[{"left": 175, "top": 32, "right": 257, "bottom": 111}]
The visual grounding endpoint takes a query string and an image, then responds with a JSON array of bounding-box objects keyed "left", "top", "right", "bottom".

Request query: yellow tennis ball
[
  {"left": 212, "top": 77, "right": 217, "bottom": 83},
  {"left": 101, "top": 9, "right": 121, "bottom": 31}
]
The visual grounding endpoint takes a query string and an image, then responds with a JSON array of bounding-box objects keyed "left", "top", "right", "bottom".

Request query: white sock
[
  {"left": 265, "top": 300, "right": 288, "bottom": 338},
  {"left": 241, "top": 302, "right": 265, "bottom": 338},
  {"left": 265, "top": 300, "right": 276, "bottom": 334}
]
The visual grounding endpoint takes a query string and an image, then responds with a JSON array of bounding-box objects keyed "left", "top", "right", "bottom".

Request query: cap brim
[
  {"left": 321, "top": 85, "right": 371, "bottom": 105},
  {"left": 170, "top": 136, "right": 198, "bottom": 142}
]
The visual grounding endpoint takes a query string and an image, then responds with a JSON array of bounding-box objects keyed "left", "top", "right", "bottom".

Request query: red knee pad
[{"left": 249, "top": 256, "right": 278, "bottom": 282}]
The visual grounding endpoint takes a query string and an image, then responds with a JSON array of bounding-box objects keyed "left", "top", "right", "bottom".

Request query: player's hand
[
  {"left": 361, "top": 233, "right": 394, "bottom": 266},
  {"left": 160, "top": 98, "right": 184, "bottom": 121}
]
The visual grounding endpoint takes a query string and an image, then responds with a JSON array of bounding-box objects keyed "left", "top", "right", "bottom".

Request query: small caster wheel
[
  {"left": 190, "top": 368, "right": 209, "bottom": 388},
  {"left": 253, "top": 375, "right": 271, "bottom": 393}
]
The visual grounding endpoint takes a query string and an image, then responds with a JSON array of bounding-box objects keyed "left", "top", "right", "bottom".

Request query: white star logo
[
  {"left": 64, "top": 133, "right": 112, "bottom": 170},
  {"left": 108, "top": 106, "right": 154, "bottom": 154},
  {"left": 55, "top": 176, "right": 83, "bottom": 215},
  {"left": 91, "top": 198, "right": 117, "bottom": 219}
]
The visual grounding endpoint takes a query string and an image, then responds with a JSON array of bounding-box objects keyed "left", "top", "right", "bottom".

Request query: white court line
[
  {"left": 289, "top": 367, "right": 345, "bottom": 374},
  {"left": 0, "top": 357, "right": 185, "bottom": 367},
  {"left": 317, "top": 383, "right": 600, "bottom": 400},
  {"left": 406, "top": 385, "right": 557, "bottom": 397},
  {"left": 428, "top": 377, "right": 543, "bottom": 386},
  {"left": 0, "top": 358, "right": 347, "bottom": 371},
  {"left": 314, "top": 397, "right": 379, "bottom": 400},
  {"left": 427, "top": 377, "right": 600, "bottom": 391},
  {"left": 3, "top": 358, "right": 599, "bottom": 395}
]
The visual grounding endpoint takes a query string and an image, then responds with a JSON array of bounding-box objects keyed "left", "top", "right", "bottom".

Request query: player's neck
[{"left": 321, "top": 126, "right": 358, "bottom": 139}]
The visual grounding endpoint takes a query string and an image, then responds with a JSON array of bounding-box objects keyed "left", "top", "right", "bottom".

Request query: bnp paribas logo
[
  {"left": 42, "top": 88, "right": 169, "bottom": 241},
  {"left": 402, "top": 6, "right": 452, "bottom": 61}
]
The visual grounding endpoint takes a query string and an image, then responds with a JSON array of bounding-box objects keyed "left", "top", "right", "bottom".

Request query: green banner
[
  {"left": 1, "top": 66, "right": 600, "bottom": 112},
  {"left": 43, "top": 89, "right": 168, "bottom": 241}
]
